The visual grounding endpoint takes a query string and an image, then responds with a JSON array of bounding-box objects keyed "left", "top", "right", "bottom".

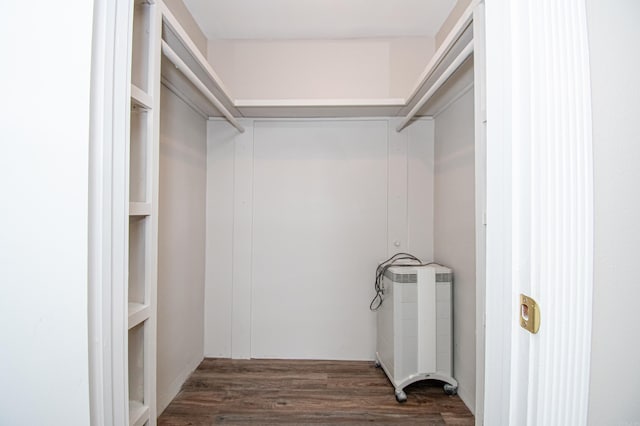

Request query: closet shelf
[
  {"left": 131, "top": 84, "right": 153, "bottom": 110},
  {"left": 160, "top": 2, "right": 242, "bottom": 127},
  {"left": 128, "top": 302, "right": 151, "bottom": 330},
  {"left": 400, "top": 0, "right": 478, "bottom": 117},
  {"left": 129, "top": 202, "right": 152, "bottom": 216},
  {"left": 158, "top": 0, "right": 477, "bottom": 121},
  {"left": 161, "top": 40, "right": 244, "bottom": 132},
  {"left": 397, "top": 39, "right": 474, "bottom": 132},
  {"left": 234, "top": 98, "right": 405, "bottom": 119},
  {"left": 159, "top": 0, "right": 408, "bottom": 120},
  {"left": 129, "top": 400, "right": 150, "bottom": 426}
]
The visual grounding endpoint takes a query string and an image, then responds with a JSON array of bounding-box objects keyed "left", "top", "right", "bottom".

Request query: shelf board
[
  {"left": 157, "top": 0, "right": 477, "bottom": 122},
  {"left": 128, "top": 302, "right": 151, "bottom": 330},
  {"left": 157, "top": 0, "right": 476, "bottom": 122},
  {"left": 400, "top": 2, "right": 476, "bottom": 118},
  {"left": 161, "top": 3, "right": 239, "bottom": 121},
  {"left": 129, "top": 202, "right": 151, "bottom": 216},
  {"left": 129, "top": 400, "right": 150, "bottom": 426},
  {"left": 131, "top": 84, "right": 153, "bottom": 110},
  {"left": 234, "top": 98, "right": 406, "bottom": 107},
  {"left": 234, "top": 98, "right": 406, "bottom": 118}
]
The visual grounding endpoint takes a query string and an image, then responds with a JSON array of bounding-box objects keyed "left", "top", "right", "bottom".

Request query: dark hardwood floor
[{"left": 158, "top": 358, "right": 474, "bottom": 425}]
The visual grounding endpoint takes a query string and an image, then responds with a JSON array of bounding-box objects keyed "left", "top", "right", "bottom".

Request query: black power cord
[{"left": 369, "top": 253, "right": 434, "bottom": 311}]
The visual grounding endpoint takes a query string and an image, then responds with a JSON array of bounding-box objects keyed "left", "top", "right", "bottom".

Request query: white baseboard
[
  {"left": 157, "top": 355, "right": 203, "bottom": 415},
  {"left": 456, "top": 383, "right": 476, "bottom": 416}
]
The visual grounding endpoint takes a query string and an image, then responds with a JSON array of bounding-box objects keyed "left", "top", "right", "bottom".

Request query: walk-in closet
[
  {"left": 110, "top": 0, "right": 484, "bottom": 425},
  {"left": 118, "top": 0, "right": 487, "bottom": 424}
]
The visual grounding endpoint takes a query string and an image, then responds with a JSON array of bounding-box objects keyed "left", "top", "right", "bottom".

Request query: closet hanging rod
[
  {"left": 161, "top": 40, "right": 245, "bottom": 133},
  {"left": 396, "top": 40, "right": 474, "bottom": 132}
]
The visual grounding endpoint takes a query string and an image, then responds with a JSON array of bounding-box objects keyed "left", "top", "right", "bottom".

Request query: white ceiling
[{"left": 182, "top": 0, "right": 457, "bottom": 40}]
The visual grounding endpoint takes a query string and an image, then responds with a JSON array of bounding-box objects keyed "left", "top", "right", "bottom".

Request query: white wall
[
  {"left": 587, "top": 1, "right": 640, "bottom": 424},
  {"left": 163, "top": 0, "right": 208, "bottom": 56},
  {"left": 433, "top": 88, "right": 476, "bottom": 411},
  {"left": 204, "top": 121, "right": 236, "bottom": 358},
  {"left": 205, "top": 118, "right": 434, "bottom": 360},
  {"left": 0, "top": 1, "right": 93, "bottom": 425},
  {"left": 251, "top": 121, "right": 387, "bottom": 359},
  {"left": 157, "top": 86, "right": 207, "bottom": 413},
  {"left": 390, "top": 38, "right": 438, "bottom": 100},
  {"left": 207, "top": 38, "right": 434, "bottom": 100},
  {"left": 436, "top": 0, "right": 473, "bottom": 49}
]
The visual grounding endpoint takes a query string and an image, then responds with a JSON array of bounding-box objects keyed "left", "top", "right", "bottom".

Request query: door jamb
[{"left": 88, "top": 0, "right": 132, "bottom": 424}]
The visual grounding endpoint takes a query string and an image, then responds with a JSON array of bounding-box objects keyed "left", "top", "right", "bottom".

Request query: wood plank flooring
[{"left": 158, "top": 358, "right": 474, "bottom": 425}]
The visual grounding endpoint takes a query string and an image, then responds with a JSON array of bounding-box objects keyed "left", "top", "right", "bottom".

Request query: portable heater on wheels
[{"left": 374, "top": 262, "right": 457, "bottom": 402}]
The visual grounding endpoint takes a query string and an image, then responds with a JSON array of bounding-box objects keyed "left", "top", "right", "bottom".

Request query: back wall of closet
[
  {"left": 204, "top": 118, "right": 435, "bottom": 360},
  {"left": 208, "top": 38, "right": 435, "bottom": 100}
]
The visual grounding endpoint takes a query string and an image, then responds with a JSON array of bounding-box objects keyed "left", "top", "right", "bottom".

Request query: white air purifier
[{"left": 375, "top": 263, "right": 457, "bottom": 402}]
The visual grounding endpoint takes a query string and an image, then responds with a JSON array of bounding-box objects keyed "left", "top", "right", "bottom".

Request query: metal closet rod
[
  {"left": 396, "top": 39, "right": 475, "bottom": 133},
  {"left": 161, "top": 40, "right": 245, "bottom": 133}
]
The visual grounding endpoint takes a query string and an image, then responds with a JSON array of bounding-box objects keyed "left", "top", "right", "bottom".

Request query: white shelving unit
[
  {"left": 157, "top": 0, "right": 478, "bottom": 122},
  {"left": 126, "top": 0, "right": 161, "bottom": 424}
]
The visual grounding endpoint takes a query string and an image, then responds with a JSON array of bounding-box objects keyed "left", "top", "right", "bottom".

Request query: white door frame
[
  {"left": 472, "top": 3, "right": 487, "bottom": 423},
  {"left": 482, "top": 0, "right": 515, "bottom": 421},
  {"left": 88, "top": 0, "right": 132, "bottom": 424},
  {"left": 87, "top": 1, "right": 595, "bottom": 425}
]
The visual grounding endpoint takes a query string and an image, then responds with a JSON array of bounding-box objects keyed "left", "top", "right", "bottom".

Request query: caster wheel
[
  {"left": 443, "top": 384, "right": 458, "bottom": 395},
  {"left": 395, "top": 390, "right": 407, "bottom": 403},
  {"left": 374, "top": 360, "right": 381, "bottom": 368}
]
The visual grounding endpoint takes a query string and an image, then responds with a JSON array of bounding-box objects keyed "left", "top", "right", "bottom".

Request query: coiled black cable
[{"left": 369, "top": 253, "right": 434, "bottom": 311}]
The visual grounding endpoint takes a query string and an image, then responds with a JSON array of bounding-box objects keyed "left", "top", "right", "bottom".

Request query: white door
[{"left": 484, "top": 1, "right": 594, "bottom": 425}]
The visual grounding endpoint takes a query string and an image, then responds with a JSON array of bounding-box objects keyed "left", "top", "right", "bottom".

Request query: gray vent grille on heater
[
  {"left": 436, "top": 273, "right": 453, "bottom": 282},
  {"left": 383, "top": 270, "right": 453, "bottom": 284},
  {"left": 383, "top": 270, "right": 417, "bottom": 283}
]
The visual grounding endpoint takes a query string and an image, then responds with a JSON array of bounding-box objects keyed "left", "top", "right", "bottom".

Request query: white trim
[
  {"left": 88, "top": 1, "right": 110, "bottom": 423},
  {"left": 145, "top": 3, "right": 163, "bottom": 422},
  {"left": 207, "top": 116, "right": 433, "bottom": 123},
  {"left": 156, "top": 355, "right": 201, "bottom": 415},
  {"left": 234, "top": 98, "right": 405, "bottom": 107},
  {"left": 88, "top": 0, "right": 132, "bottom": 424},
  {"left": 231, "top": 119, "right": 254, "bottom": 359},
  {"left": 483, "top": 0, "right": 513, "bottom": 424},
  {"left": 473, "top": 4, "right": 487, "bottom": 424}
]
